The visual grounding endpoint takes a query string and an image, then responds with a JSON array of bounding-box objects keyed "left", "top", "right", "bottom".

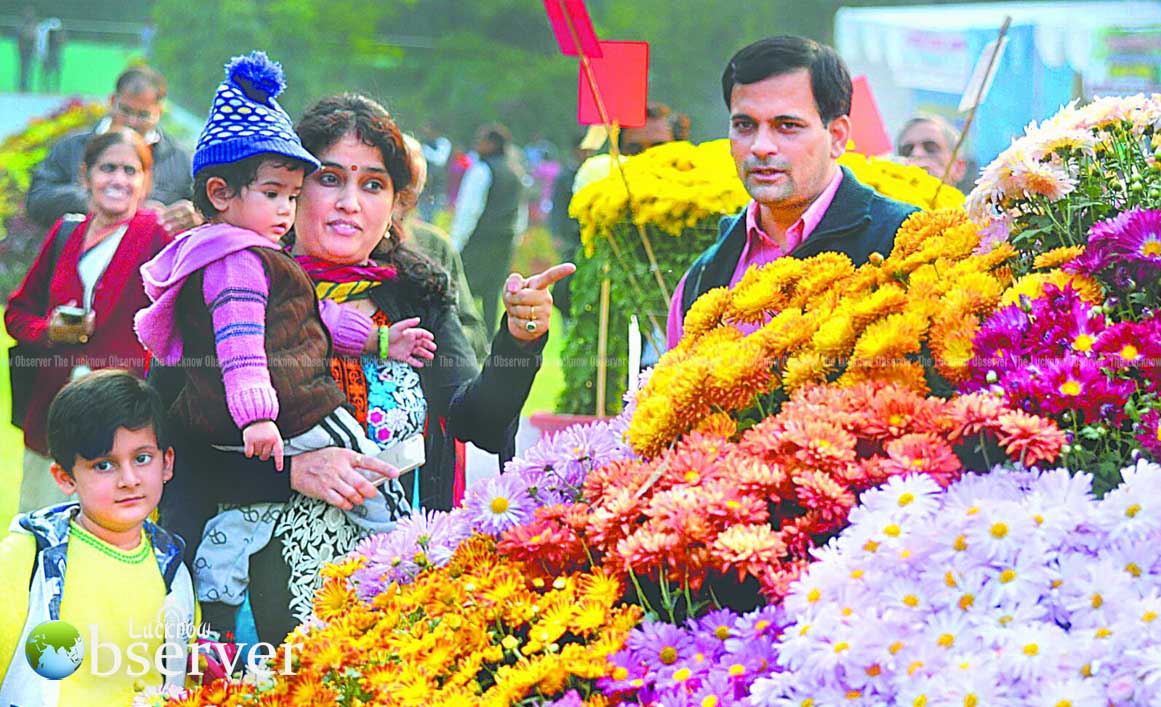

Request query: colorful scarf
[{"left": 294, "top": 254, "right": 398, "bottom": 304}]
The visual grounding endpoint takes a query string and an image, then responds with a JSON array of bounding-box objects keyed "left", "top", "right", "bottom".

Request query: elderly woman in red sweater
[{"left": 6, "top": 128, "right": 171, "bottom": 512}]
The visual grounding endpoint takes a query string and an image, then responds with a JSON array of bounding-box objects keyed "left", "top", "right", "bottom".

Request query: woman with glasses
[{"left": 6, "top": 128, "right": 172, "bottom": 512}]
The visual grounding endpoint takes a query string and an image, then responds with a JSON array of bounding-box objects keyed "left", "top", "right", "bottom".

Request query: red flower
[
  {"left": 994, "top": 410, "right": 1066, "bottom": 465},
  {"left": 881, "top": 432, "right": 963, "bottom": 487},
  {"left": 498, "top": 506, "right": 590, "bottom": 577}
]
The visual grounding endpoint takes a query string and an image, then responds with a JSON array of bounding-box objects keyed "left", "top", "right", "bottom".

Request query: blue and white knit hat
[{"left": 191, "top": 51, "right": 320, "bottom": 177}]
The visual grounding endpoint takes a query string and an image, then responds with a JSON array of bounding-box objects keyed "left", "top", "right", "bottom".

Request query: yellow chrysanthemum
[
  {"left": 840, "top": 359, "right": 930, "bottom": 395},
  {"left": 890, "top": 209, "right": 970, "bottom": 261},
  {"left": 1001, "top": 270, "right": 1103, "bottom": 306},
  {"left": 682, "top": 286, "right": 733, "bottom": 338},
  {"left": 810, "top": 312, "right": 858, "bottom": 358},
  {"left": 786, "top": 252, "right": 856, "bottom": 309},
  {"left": 929, "top": 311, "right": 980, "bottom": 384},
  {"left": 850, "top": 311, "right": 927, "bottom": 363},
  {"left": 847, "top": 283, "right": 909, "bottom": 329},
  {"left": 838, "top": 152, "right": 965, "bottom": 210},
  {"left": 696, "top": 411, "right": 740, "bottom": 438},
  {"left": 1034, "top": 245, "right": 1085, "bottom": 269},
  {"left": 313, "top": 579, "right": 358, "bottom": 621},
  {"left": 782, "top": 351, "right": 836, "bottom": 392}
]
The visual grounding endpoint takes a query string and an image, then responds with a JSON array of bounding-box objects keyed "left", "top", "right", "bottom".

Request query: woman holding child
[
  {"left": 6, "top": 128, "right": 171, "bottom": 514},
  {"left": 155, "top": 82, "right": 571, "bottom": 642}
]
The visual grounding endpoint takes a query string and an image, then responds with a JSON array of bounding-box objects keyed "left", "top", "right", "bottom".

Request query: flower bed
[
  {"left": 558, "top": 141, "right": 963, "bottom": 416},
  {"left": 0, "top": 99, "right": 104, "bottom": 298},
  {"left": 143, "top": 96, "right": 1161, "bottom": 707}
]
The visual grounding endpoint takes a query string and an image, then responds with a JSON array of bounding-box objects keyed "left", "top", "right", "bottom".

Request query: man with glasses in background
[
  {"left": 895, "top": 114, "right": 968, "bottom": 188},
  {"left": 26, "top": 65, "right": 198, "bottom": 234}
]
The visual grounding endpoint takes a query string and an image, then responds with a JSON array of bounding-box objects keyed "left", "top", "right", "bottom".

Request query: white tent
[{"left": 835, "top": 1, "right": 1161, "bottom": 165}]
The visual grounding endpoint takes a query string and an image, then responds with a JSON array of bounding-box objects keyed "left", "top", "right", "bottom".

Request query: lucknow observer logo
[{"left": 25, "top": 620, "right": 84, "bottom": 680}]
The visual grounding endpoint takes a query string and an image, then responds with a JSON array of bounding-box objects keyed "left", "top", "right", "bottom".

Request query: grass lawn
[
  {"left": 0, "top": 38, "right": 143, "bottom": 94},
  {"left": 1, "top": 307, "right": 23, "bottom": 534},
  {"left": 522, "top": 304, "right": 565, "bottom": 416}
]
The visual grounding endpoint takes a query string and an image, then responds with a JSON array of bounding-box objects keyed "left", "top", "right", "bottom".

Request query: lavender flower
[
  {"left": 748, "top": 463, "right": 1161, "bottom": 706},
  {"left": 463, "top": 471, "right": 537, "bottom": 535},
  {"left": 601, "top": 606, "right": 785, "bottom": 705},
  {"left": 349, "top": 508, "right": 472, "bottom": 599}
]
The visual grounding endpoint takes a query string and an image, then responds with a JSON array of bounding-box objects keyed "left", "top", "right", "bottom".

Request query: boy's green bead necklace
[{"left": 70, "top": 521, "right": 151, "bottom": 565}]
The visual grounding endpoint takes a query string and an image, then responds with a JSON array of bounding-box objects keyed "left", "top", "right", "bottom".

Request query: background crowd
[{"left": 0, "top": 2, "right": 1156, "bottom": 702}]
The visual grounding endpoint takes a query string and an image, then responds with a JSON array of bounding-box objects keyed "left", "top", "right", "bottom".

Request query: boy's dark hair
[
  {"left": 47, "top": 369, "right": 168, "bottom": 474},
  {"left": 721, "top": 35, "right": 852, "bottom": 124},
  {"left": 192, "top": 153, "right": 311, "bottom": 219}
]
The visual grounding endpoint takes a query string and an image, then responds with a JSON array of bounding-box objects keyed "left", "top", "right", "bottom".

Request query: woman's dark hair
[
  {"left": 721, "top": 35, "right": 852, "bottom": 124},
  {"left": 296, "top": 93, "right": 412, "bottom": 196},
  {"left": 47, "top": 369, "right": 168, "bottom": 474},
  {"left": 296, "top": 94, "right": 449, "bottom": 304},
  {"left": 192, "top": 154, "right": 311, "bottom": 219},
  {"left": 82, "top": 128, "right": 153, "bottom": 177}
]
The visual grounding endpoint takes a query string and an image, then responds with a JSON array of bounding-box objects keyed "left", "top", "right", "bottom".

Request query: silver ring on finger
[{"left": 525, "top": 318, "right": 538, "bottom": 333}]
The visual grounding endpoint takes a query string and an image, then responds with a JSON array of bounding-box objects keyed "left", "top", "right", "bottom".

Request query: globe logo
[{"left": 24, "top": 620, "right": 84, "bottom": 680}]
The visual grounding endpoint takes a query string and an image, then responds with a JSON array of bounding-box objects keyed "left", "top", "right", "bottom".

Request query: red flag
[
  {"left": 849, "top": 75, "right": 892, "bottom": 156},
  {"left": 577, "top": 40, "right": 649, "bottom": 128},
  {"left": 544, "top": 0, "right": 602, "bottom": 57}
]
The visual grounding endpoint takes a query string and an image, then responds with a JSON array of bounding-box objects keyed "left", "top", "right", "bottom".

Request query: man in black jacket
[
  {"left": 666, "top": 36, "right": 918, "bottom": 348},
  {"left": 25, "top": 65, "right": 199, "bottom": 234},
  {"left": 451, "top": 123, "right": 522, "bottom": 333}
]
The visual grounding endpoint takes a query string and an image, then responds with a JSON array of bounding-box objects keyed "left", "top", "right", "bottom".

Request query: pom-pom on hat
[{"left": 191, "top": 51, "right": 320, "bottom": 177}]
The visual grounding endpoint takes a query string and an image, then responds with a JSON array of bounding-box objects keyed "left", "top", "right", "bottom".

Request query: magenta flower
[
  {"left": 1110, "top": 208, "right": 1161, "bottom": 266},
  {"left": 1069, "top": 208, "right": 1161, "bottom": 308},
  {"left": 1137, "top": 409, "right": 1161, "bottom": 458},
  {"left": 1029, "top": 357, "right": 1135, "bottom": 424}
]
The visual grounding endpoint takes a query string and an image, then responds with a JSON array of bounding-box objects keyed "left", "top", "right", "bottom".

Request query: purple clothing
[
  {"left": 136, "top": 223, "right": 273, "bottom": 365},
  {"left": 136, "top": 223, "right": 372, "bottom": 428},
  {"left": 666, "top": 169, "right": 844, "bottom": 348}
]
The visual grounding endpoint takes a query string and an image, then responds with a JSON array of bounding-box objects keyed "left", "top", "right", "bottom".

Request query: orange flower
[
  {"left": 290, "top": 674, "right": 336, "bottom": 705},
  {"left": 313, "top": 578, "right": 358, "bottom": 622},
  {"left": 710, "top": 523, "right": 788, "bottom": 580},
  {"left": 777, "top": 418, "right": 859, "bottom": 471},
  {"left": 929, "top": 311, "right": 980, "bottom": 384},
  {"left": 942, "top": 392, "right": 1007, "bottom": 441},
  {"left": 695, "top": 411, "right": 739, "bottom": 438},
  {"left": 792, "top": 469, "right": 858, "bottom": 525},
  {"left": 852, "top": 381, "right": 942, "bottom": 441},
  {"left": 995, "top": 410, "right": 1066, "bottom": 465},
  {"left": 881, "top": 433, "right": 963, "bottom": 487}
]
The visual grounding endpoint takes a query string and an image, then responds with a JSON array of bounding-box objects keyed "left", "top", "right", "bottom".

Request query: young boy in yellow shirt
[{"left": 0, "top": 369, "right": 195, "bottom": 707}]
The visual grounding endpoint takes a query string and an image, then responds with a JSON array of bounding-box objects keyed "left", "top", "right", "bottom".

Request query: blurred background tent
[{"left": 836, "top": 1, "right": 1161, "bottom": 166}]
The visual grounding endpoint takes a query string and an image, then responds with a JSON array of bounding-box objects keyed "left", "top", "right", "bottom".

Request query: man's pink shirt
[{"left": 665, "top": 169, "right": 844, "bottom": 348}]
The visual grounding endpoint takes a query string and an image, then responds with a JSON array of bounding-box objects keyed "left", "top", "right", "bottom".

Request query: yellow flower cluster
[
  {"left": 628, "top": 209, "right": 1015, "bottom": 458},
  {"left": 570, "top": 139, "right": 750, "bottom": 256},
  {"left": 0, "top": 100, "right": 104, "bottom": 234},
  {"left": 837, "top": 151, "right": 965, "bottom": 211},
  {"left": 568, "top": 141, "right": 964, "bottom": 257},
  {"left": 182, "top": 536, "right": 642, "bottom": 707}
]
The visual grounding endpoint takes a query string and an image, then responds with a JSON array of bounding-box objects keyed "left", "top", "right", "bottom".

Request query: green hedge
[{"left": 556, "top": 220, "right": 720, "bottom": 415}]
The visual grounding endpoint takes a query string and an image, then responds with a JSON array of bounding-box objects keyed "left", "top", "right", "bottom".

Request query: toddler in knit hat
[{"left": 134, "top": 51, "right": 421, "bottom": 665}]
